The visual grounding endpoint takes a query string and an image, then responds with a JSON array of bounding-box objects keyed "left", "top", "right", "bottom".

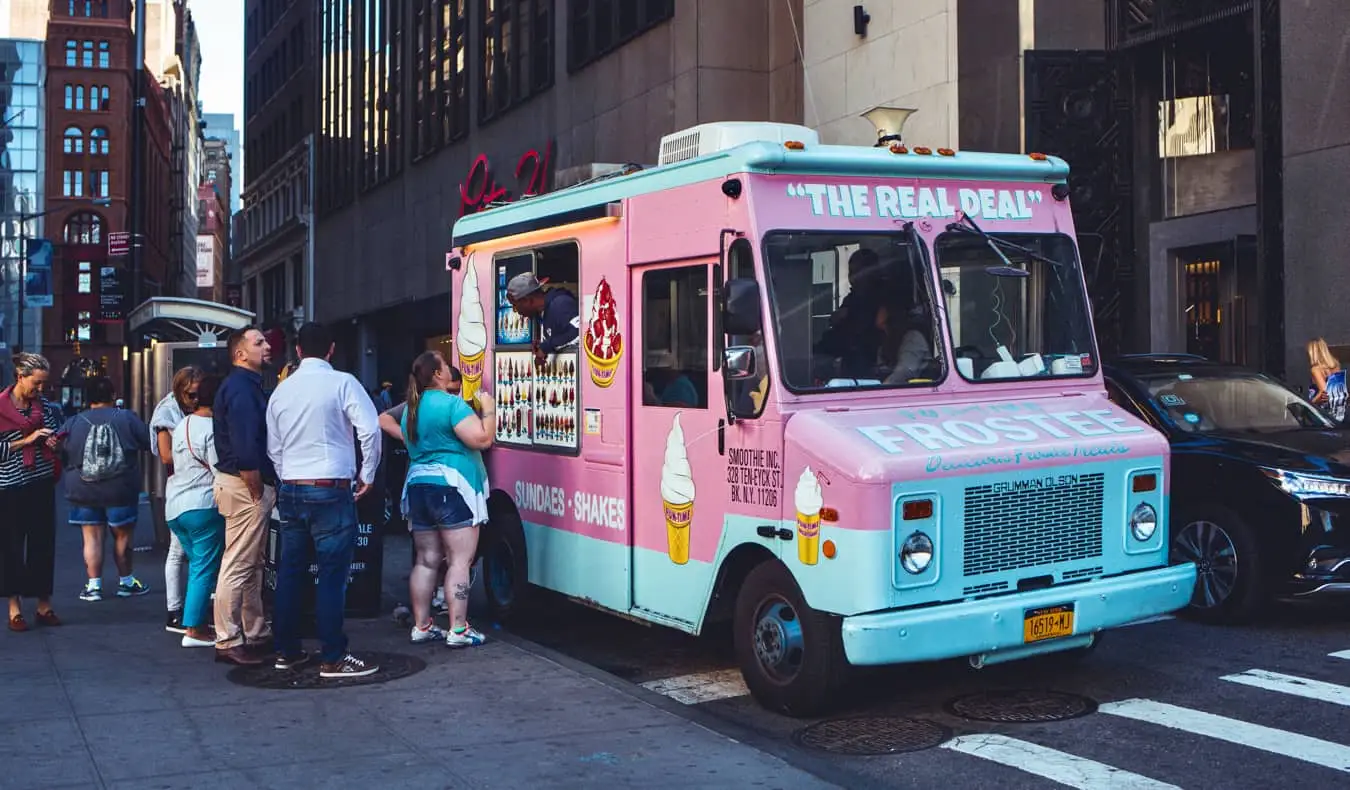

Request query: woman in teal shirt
[{"left": 400, "top": 351, "right": 497, "bottom": 648}]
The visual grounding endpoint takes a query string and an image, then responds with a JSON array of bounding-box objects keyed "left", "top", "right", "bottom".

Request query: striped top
[{"left": 0, "top": 396, "right": 61, "bottom": 489}]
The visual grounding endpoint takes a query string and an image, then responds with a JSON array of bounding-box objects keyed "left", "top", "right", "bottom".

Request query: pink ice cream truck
[{"left": 448, "top": 119, "right": 1196, "bottom": 716}]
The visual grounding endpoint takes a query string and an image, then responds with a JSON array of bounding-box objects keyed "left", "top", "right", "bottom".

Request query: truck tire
[
  {"left": 733, "top": 560, "right": 849, "bottom": 717},
  {"left": 480, "top": 493, "right": 531, "bottom": 622}
]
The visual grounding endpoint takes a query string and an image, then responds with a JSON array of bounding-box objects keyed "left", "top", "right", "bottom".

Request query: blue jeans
[
  {"left": 274, "top": 484, "right": 357, "bottom": 663},
  {"left": 166, "top": 508, "right": 225, "bottom": 629}
]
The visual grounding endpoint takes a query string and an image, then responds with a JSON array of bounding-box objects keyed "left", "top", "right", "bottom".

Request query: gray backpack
[{"left": 79, "top": 415, "right": 129, "bottom": 483}]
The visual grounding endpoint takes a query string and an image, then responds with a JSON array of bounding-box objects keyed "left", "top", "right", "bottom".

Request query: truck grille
[{"left": 962, "top": 473, "right": 1105, "bottom": 577}]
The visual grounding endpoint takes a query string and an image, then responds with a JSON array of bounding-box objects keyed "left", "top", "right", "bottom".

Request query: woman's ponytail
[{"left": 405, "top": 350, "right": 444, "bottom": 444}]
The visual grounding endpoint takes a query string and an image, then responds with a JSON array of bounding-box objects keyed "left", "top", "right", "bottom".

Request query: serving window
[{"left": 492, "top": 241, "right": 582, "bottom": 453}]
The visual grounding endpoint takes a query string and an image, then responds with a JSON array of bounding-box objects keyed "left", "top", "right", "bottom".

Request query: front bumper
[{"left": 840, "top": 563, "right": 1197, "bottom": 666}]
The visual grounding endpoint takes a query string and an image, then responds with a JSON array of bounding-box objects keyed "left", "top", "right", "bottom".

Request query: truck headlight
[
  {"left": 900, "top": 531, "right": 934, "bottom": 574},
  {"left": 1130, "top": 503, "right": 1158, "bottom": 542}
]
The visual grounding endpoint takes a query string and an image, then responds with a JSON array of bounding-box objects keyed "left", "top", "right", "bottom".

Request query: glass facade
[{"left": 0, "top": 39, "right": 46, "bottom": 372}]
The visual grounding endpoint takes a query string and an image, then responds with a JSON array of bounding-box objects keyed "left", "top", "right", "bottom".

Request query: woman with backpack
[
  {"left": 165, "top": 374, "right": 225, "bottom": 648},
  {"left": 1, "top": 353, "right": 64, "bottom": 632},
  {"left": 62, "top": 376, "right": 153, "bottom": 602}
]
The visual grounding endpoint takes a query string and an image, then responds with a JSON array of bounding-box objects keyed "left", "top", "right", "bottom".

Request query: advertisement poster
[
  {"left": 23, "top": 238, "right": 53, "bottom": 308},
  {"left": 196, "top": 237, "right": 215, "bottom": 288},
  {"left": 98, "top": 265, "right": 124, "bottom": 322}
]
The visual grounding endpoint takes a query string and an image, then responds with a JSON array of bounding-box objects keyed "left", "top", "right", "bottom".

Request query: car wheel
[
  {"left": 733, "top": 560, "right": 849, "bottom": 718},
  {"left": 1170, "top": 506, "right": 1267, "bottom": 624},
  {"left": 480, "top": 494, "right": 532, "bottom": 622}
]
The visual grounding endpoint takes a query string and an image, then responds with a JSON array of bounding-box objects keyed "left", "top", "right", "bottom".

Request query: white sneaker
[
  {"left": 181, "top": 633, "right": 215, "bottom": 648},
  {"left": 445, "top": 624, "right": 487, "bottom": 648},
  {"left": 409, "top": 623, "right": 446, "bottom": 644}
]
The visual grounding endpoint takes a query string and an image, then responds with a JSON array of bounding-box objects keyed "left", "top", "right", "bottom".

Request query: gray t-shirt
[{"left": 62, "top": 408, "right": 152, "bottom": 507}]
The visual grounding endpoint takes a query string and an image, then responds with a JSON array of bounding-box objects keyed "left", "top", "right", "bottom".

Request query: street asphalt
[{"left": 10, "top": 490, "right": 1350, "bottom": 789}]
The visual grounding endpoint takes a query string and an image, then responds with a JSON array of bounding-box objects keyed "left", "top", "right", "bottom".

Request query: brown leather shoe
[
  {"left": 215, "top": 646, "right": 265, "bottom": 666},
  {"left": 35, "top": 610, "right": 61, "bottom": 627},
  {"left": 8, "top": 614, "right": 28, "bottom": 632}
]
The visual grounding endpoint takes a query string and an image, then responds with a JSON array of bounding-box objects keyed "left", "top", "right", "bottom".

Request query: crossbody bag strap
[{"left": 184, "top": 419, "right": 211, "bottom": 471}]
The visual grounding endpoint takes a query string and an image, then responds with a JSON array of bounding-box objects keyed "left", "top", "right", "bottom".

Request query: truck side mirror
[
  {"left": 723, "top": 278, "right": 761, "bottom": 336},
  {"left": 724, "top": 346, "right": 756, "bottom": 380}
]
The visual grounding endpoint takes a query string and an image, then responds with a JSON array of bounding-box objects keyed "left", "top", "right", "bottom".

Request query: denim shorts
[
  {"left": 406, "top": 484, "right": 474, "bottom": 531},
  {"left": 69, "top": 504, "right": 139, "bottom": 529}
]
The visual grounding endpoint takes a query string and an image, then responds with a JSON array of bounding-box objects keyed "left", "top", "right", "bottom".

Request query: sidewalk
[{"left": 0, "top": 493, "right": 840, "bottom": 790}]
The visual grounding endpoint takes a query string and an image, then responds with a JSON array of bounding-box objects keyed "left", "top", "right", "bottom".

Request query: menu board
[
  {"left": 533, "top": 352, "right": 579, "bottom": 449},
  {"left": 493, "top": 350, "right": 579, "bottom": 451},
  {"left": 495, "top": 351, "right": 534, "bottom": 445},
  {"left": 495, "top": 255, "right": 534, "bottom": 345}
]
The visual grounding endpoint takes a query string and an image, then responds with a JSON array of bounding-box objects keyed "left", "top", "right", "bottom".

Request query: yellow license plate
[{"left": 1023, "top": 604, "right": 1075, "bottom": 643}]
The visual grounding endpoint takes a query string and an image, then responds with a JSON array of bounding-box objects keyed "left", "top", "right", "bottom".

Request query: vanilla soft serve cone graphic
[
  {"left": 456, "top": 259, "right": 488, "bottom": 401},
  {"left": 660, "top": 412, "right": 696, "bottom": 565},
  {"left": 795, "top": 467, "right": 823, "bottom": 566}
]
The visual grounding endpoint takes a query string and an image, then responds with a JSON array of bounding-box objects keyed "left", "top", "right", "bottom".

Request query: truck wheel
[
  {"left": 480, "top": 494, "right": 531, "bottom": 622},
  {"left": 733, "top": 560, "right": 848, "bottom": 718},
  {"left": 1170, "top": 505, "right": 1267, "bottom": 624}
]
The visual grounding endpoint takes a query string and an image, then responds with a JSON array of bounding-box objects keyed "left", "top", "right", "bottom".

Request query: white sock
[{"left": 87, "top": 578, "right": 101, "bottom": 589}]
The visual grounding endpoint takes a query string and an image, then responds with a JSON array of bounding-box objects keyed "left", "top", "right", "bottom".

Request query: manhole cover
[
  {"left": 226, "top": 651, "right": 427, "bottom": 690},
  {"left": 946, "top": 689, "right": 1097, "bottom": 723},
  {"left": 792, "top": 716, "right": 951, "bottom": 756}
]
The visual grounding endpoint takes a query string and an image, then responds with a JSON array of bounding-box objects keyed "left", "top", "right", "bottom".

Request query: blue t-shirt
[
  {"left": 401, "top": 390, "right": 487, "bottom": 493},
  {"left": 660, "top": 375, "right": 698, "bottom": 407}
]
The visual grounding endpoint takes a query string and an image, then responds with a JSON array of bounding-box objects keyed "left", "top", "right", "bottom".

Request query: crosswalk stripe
[
  {"left": 1100, "top": 698, "right": 1350, "bottom": 772},
  {"left": 1222, "top": 669, "right": 1350, "bottom": 707},
  {"left": 941, "top": 734, "right": 1180, "bottom": 789},
  {"left": 639, "top": 669, "right": 749, "bottom": 705},
  {"left": 1329, "top": 650, "right": 1350, "bottom": 661}
]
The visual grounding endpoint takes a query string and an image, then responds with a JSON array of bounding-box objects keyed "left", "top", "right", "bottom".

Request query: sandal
[
  {"left": 35, "top": 610, "right": 61, "bottom": 627},
  {"left": 8, "top": 614, "right": 29, "bottom": 632}
]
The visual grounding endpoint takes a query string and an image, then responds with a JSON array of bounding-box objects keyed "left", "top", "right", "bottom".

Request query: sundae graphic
[
  {"left": 795, "top": 467, "right": 823, "bottom": 566},
  {"left": 583, "top": 277, "right": 623, "bottom": 387},
  {"left": 660, "top": 412, "right": 696, "bottom": 565},
  {"left": 457, "top": 260, "right": 488, "bottom": 401}
]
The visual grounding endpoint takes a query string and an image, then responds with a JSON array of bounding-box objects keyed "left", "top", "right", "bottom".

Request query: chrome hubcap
[
  {"left": 1172, "top": 520, "right": 1239, "bottom": 609},
  {"left": 752, "top": 597, "right": 804, "bottom": 682}
]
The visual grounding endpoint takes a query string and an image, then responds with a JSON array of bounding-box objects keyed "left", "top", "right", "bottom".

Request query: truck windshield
[
  {"left": 935, "top": 232, "right": 1097, "bottom": 381},
  {"left": 762, "top": 230, "right": 944, "bottom": 391}
]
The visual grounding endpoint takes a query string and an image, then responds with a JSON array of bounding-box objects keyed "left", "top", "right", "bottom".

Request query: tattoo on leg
[{"left": 453, "top": 583, "right": 470, "bottom": 601}]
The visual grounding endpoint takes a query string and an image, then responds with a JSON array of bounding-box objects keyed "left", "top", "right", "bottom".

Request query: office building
[
  {"left": 311, "top": 0, "right": 803, "bottom": 387},
  {"left": 0, "top": 38, "right": 45, "bottom": 386},
  {"left": 203, "top": 111, "right": 241, "bottom": 215}
]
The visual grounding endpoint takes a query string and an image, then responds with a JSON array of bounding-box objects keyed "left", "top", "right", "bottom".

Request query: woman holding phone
[
  {"left": 400, "top": 351, "right": 495, "bottom": 647},
  {"left": 0, "top": 353, "right": 64, "bottom": 631}
]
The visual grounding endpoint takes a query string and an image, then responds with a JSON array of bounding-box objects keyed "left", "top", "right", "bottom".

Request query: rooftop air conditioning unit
[{"left": 657, "top": 122, "right": 821, "bottom": 166}]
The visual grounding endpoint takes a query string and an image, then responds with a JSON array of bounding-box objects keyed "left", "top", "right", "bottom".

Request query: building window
[
  {"left": 568, "top": 0, "right": 672, "bottom": 72},
  {"left": 63, "top": 126, "right": 84, "bottom": 154},
  {"left": 63, "top": 170, "right": 84, "bottom": 197},
  {"left": 65, "top": 40, "right": 77, "bottom": 67},
  {"left": 78, "top": 262, "right": 93, "bottom": 293},
  {"left": 65, "top": 213, "right": 104, "bottom": 244},
  {"left": 75, "top": 312, "right": 92, "bottom": 342},
  {"left": 412, "top": 0, "right": 468, "bottom": 157},
  {"left": 91, "top": 85, "right": 109, "bottom": 111},
  {"left": 81, "top": 40, "right": 94, "bottom": 68},
  {"left": 90, "top": 127, "right": 109, "bottom": 155},
  {"left": 97, "top": 41, "right": 110, "bottom": 69},
  {"left": 90, "top": 170, "right": 109, "bottom": 198},
  {"left": 360, "top": 0, "right": 406, "bottom": 190},
  {"left": 319, "top": 0, "right": 358, "bottom": 214},
  {"left": 480, "top": 0, "right": 553, "bottom": 123},
  {"left": 64, "top": 85, "right": 86, "bottom": 111}
]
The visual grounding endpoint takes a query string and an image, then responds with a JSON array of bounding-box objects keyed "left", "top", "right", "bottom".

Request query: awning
[{"left": 127, "top": 297, "right": 255, "bottom": 344}]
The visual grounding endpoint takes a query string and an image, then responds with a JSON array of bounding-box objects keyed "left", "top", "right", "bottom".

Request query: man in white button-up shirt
[{"left": 265, "top": 322, "right": 382, "bottom": 679}]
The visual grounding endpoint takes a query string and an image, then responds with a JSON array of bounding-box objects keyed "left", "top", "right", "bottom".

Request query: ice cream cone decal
[
  {"left": 795, "top": 467, "right": 823, "bottom": 566},
  {"left": 661, "top": 412, "right": 695, "bottom": 565},
  {"left": 457, "top": 259, "right": 487, "bottom": 401},
  {"left": 583, "top": 276, "right": 623, "bottom": 387}
]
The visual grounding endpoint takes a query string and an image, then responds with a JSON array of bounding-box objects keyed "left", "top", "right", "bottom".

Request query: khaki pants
[{"left": 213, "top": 474, "right": 276, "bottom": 649}]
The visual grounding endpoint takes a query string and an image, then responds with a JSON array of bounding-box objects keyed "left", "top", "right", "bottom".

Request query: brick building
[
  {"left": 43, "top": 0, "right": 174, "bottom": 394},
  {"left": 195, "top": 181, "right": 227, "bottom": 303}
]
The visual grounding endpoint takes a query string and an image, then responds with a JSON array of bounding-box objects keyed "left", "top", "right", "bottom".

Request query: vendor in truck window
[
  {"left": 814, "top": 248, "right": 885, "bottom": 378},
  {"left": 505, "top": 272, "right": 581, "bottom": 366}
]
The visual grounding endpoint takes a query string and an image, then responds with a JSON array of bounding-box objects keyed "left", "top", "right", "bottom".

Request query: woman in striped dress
[
  {"left": 1307, "top": 338, "right": 1347, "bottom": 425},
  {"left": 0, "top": 353, "right": 64, "bottom": 631}
]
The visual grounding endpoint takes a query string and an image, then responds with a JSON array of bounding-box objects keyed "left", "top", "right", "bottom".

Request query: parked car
[{"left": 1103, "top": 354, "right": 1350, "bottom": 623}]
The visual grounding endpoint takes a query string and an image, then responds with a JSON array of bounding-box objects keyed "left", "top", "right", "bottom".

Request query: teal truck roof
[{"left": 451, "top": 141, "right": 1070, "bottom": 248}]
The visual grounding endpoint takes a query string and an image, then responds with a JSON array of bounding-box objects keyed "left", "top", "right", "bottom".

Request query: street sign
[{"left": 108, "top": 231, "right": 131, "bottom": 257}]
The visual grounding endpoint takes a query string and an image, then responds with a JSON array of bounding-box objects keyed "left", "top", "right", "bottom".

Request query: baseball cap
[{"left": 506, "top": 272, "right": 543, "bottom": 301}]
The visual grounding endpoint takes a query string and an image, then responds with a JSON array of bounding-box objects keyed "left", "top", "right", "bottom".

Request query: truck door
[{"left": 629, "top": 259, "right": 726, "bottom": 627}]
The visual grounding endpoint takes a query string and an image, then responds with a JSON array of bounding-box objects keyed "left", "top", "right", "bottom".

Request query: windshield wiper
[{"left": 945, "top": 214, "right": 1069, "bottom": 272}]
